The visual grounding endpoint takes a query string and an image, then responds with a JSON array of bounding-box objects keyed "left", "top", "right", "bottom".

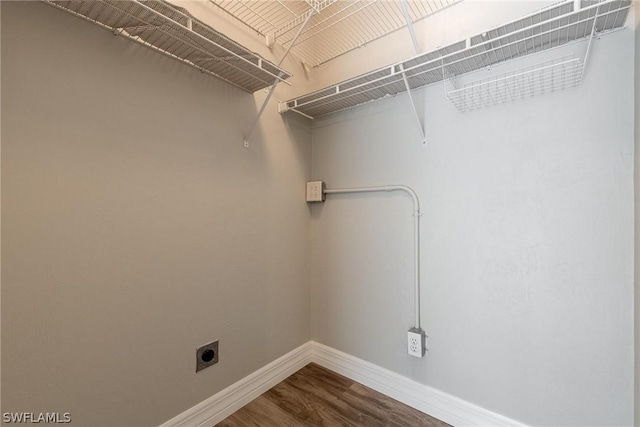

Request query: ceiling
[{"left": 208, "top": 0, "right": 460, "bottom": 67}]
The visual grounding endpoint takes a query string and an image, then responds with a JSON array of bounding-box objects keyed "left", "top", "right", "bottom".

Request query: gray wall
[
  {"left": 311, "top": 28, "right": 635, "bottom": 427},
  {"left": 1, "top": 2, "right": 311, "bottom": 425},
  {"left": 2, "top": 1, "right": 637, "bottom": 426}
]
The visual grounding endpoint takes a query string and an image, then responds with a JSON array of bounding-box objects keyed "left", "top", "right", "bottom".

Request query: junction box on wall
[{"left": 306, "top": 181, "right": 326, "bottom": 202}]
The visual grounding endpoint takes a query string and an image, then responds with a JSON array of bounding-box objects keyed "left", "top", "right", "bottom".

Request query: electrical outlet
[
  {"left": 196, "top": 340, "right": 219, "bottom": 372},
  {"left": 407, "top": 328, "right": 426, "bottom": 358},
  {"left": 306, "top": 181, "right": 326, "bottom": 202}
]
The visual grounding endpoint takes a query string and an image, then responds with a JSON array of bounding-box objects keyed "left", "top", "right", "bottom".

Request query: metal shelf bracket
[
  {"left": 399, "top": 64, "right": 426, "bottom": 145},
  {"left": 399, "top": 0, "right": 426, "bottom": 145},
  {"left": 243, "top": 8, "right": 317, "bottom": 148}
]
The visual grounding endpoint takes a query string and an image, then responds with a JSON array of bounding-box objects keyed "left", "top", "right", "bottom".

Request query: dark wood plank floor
[{"left": 216, "top": 363, "right": 450, "bottom": 427}]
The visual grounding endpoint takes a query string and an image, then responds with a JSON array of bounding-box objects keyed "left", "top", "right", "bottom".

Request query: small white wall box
[{"left": 306, "top": 181, "right": 326, "bottom": 202}]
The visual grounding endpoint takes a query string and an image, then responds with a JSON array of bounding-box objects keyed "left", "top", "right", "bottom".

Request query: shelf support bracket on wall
[
  {"left": 399, "top": 0, "right": 419, "bottom": 53},
  {"left": 398, "top": 0, "right": 426, "bottom": 145},
  {"left": 243, "top": 8, "right": 316, "bottom": 148},
  {"left": 580, "top": 7, "right": 599, "bottom": 83},
  {"left": 399, "top": 65, "right": 426, "bottom": 145}
]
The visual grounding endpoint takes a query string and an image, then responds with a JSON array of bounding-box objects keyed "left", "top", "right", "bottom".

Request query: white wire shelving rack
[
  {"left": 446, "top": 55, "right": 584, "bottom": 112},
  {"left": 209, "top": 0, "right": 459, "bottom": 67},
  {"left": 279, "top": 0, "right": 631, "bottom": 118},
  {"left": 43, "top": 0, "right": 293, "bottom": 93}
]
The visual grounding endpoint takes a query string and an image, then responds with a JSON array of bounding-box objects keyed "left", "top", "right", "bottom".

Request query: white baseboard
[
  {"left": 160, "top": 341, "right": 527, "bottom": 427},
  {"left": 159, "top": 342, "right": 313, "bottom": 427},
  {"left": 311, "top": 342, "right": 527, "bottom": 427}
]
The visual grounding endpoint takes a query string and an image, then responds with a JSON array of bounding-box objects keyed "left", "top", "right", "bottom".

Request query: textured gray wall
[
  {"left": 311, "top": 27, "right": 635, "bottom": 427},
  {"left": 1, "top": 2, "right": 311, "bottom": 425}
]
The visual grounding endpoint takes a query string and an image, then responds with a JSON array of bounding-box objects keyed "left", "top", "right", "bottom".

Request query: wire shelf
[
  {"left": 277, "top": 0, "right": 461, "bottom": 67},
  {"left": 280, "top": 0, "right": 630, "bottom": 118},
  {"left": 209, "top": 0, "right": 310, "bottom": 38},
  {"left": 44, "top": 0, "right": 292, "bottom": 93},
  {"left": 447, "top": 55, "right": 584, "bottom": 112},
  {"left": 211, "top": 0, "right": 459, "bottom": 67}
]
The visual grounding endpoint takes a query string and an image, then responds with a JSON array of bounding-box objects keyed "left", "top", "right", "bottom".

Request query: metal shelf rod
[
  {"left": 243, "top": 9, "right": 316, "bottom": 147},
  {"left": 400, "top": 66, "right": 426, "bottom": 145},
  {"left": 582, "top": 6, "right": 600, "bottom": 78},
  {"left": 398, "top": 0, "right": 424, "bottom": 144},
  {"left": 399, "top": 0, "right": 419, "bottom": 53}
]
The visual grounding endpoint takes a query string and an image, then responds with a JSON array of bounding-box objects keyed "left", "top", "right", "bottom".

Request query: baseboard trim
[
  {"left": 311, "top": 342, "right": 527, "bottom": 427},
  {"left": 159, "top": 342, "right": 313, "bottom": 427},
  {"left": 160, "top": 341, "right": 526, "bottom": 427}
]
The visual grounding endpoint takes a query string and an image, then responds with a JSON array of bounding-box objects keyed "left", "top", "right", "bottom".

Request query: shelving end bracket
[{"left": 277, "top": 101, "right": 289, "bottom": 114}]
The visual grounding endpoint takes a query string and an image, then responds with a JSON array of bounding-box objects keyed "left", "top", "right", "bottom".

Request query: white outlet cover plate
[{"left": 407, "top": 328, "right": 425, "bottom": 358}]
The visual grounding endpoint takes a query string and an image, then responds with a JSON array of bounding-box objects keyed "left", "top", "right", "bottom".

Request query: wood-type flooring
[{"left": 216, "top": 363, "right": 450, "bottom": 426}]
